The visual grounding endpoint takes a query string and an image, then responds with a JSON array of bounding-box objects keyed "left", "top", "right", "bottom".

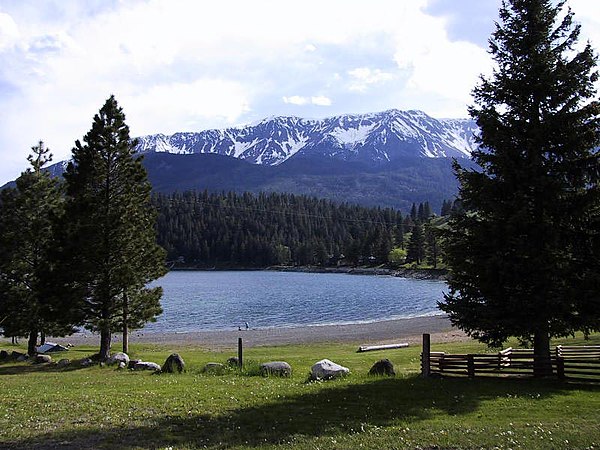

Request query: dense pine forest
[{"left": 152, "top": 191, "right": 442, "bottom": 268}]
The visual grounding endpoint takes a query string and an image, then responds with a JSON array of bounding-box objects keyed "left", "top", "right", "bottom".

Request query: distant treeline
[{"left": 153, "top": 191, "right": 451, "bottom": 268}]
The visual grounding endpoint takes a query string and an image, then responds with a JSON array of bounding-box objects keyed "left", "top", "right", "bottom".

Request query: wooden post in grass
[
  {"left": 556, "top": 346, "right": 565, "bottom": 380},
  {"left": 238, "top": 337, "right": 243, "bottom": 368},
  {"left": 467, "top": 354, "right": 475, "bottom": 378},
  {"left": 421, "top": 333, "right": 430, "bottom": 377}
]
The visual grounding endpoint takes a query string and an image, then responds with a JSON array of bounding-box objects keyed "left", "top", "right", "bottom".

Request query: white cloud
[
  {"left": 283, "top": 95, "right": 332, "bottom": 106},
  {"left": 311, "top": 96, "right": 332, "bottom": 106},
  {"left": 283, "top": 96, "right": 309, "bottom": 106},
  {"left": 348, "top": 67, "right": 395, "bottom": 92},
  {"left": 0, "top": 12, "right": 19, "bottom": 51}
]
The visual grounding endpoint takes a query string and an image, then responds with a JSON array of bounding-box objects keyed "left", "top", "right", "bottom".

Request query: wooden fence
[{"left": 420, "top": 334, "right": 600, "bottom": 382}]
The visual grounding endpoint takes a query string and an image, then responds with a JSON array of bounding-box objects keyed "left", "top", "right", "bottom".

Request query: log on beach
[{"left": 357, "top": 343, "right": 409, "bottom": 352}]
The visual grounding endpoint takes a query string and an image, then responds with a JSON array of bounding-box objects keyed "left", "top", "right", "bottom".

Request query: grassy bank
[{"left": 1, "top": 336, "right": 599, "bottom": 449}]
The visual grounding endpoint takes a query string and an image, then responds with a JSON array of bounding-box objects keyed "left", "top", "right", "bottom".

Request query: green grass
[{"left": 0, "top": 335, "right": 599, "bottom": 449}]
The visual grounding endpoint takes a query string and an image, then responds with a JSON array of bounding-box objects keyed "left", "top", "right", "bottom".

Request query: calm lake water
[{"left": 144, "top": 271, "right": 447, "bottom": 333}]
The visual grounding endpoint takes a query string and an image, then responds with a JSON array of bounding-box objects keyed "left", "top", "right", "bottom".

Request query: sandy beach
[{"left": 33, "top": 314, "right": 467, "bottom": 351}]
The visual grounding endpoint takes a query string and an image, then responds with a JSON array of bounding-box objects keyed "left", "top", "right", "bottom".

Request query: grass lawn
[{"left": 0, "top": 335, "right": 599, "bottom": 449}]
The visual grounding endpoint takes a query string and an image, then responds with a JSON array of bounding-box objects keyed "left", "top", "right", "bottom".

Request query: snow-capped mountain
[{"left": 135, "top": 109, "right": 478, "bottom": 166}]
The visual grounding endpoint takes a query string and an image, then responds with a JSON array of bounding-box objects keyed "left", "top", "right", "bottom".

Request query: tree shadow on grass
[
  {"left": 1, "top": 375, "right": 596, "bottom": 449},
  {"left": 0, "top": 358, "right": 103, "bottom": 374}
]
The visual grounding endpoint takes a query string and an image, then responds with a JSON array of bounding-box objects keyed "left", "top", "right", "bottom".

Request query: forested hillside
[{"left": 153, "top": 191, "right": 413, "bottom": 268}]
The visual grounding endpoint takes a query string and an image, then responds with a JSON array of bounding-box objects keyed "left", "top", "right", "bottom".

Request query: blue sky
[{"left": 0, "top": 0, "right": 598, "bottom": 184}]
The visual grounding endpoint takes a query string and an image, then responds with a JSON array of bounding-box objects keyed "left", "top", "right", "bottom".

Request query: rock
[
  {"left": 162, "top": 353, "right": 185, "bottom": 373},
  {"left": 226, "top": 356, "right": 240, "bottom": 367},
  {"left": 260, "top": 361, "right": 292, "bottom": 377},
  {"left": 133, "top": 361, "right": 161, "bottom": 372},
  {"left": 117, "top": 361, "right": 127, "bottom": 370},
  {"left": 16, "top": 354, "right": 29, "bottom": 362},
  {"left": 11, "top": 351, "right": 26, "bottom": 361},
  {"left": 0, "top": 350, "right": 8, "bottom": 360},
  {"left": 107, "top": 352, "right": 130, "bottom": 366},
  {"left": 369, "top": 359, "right": 396, "bottom": 376},
  {"left": 57, "top": 359, "right": 70, "bottom": 368},
  {"left": 310, "top": 359, "right": 350, "bottom": 380},
  {"left": 201, "top": 362, "right": 225, "bottom": 374},
  {"left": 80, "top": 357, "right": 94, "bottom": 367},
  {"left": 128, "top": 359, "right": 141, "bottom": 369},
  {"left": 34, "top": 354, "right": 52, "bottom": 364}
]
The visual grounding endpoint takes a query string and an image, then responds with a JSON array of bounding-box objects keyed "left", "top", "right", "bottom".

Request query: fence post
[
  {"left": 556, "top": 346, "right": 565, "bottom": 380},
  {"left": 467, "top": 354, "right": 475, "bottom": 379},
  {"left": 238, "top": 337, "right": 243, "bottom": 369},
  {"left": 421, "top": 333, "right": 430, "bottom": 377}
]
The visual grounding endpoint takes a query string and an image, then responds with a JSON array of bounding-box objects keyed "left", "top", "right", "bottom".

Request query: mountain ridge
[{"left": 135, "top": 109, "right": 478, "bottom": 166}]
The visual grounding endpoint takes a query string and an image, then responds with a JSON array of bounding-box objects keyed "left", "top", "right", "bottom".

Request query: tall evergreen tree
[
  {"left": 62, "top": 96, "right": 166, "bottom": 359},
  {"left": 406, "top": 222, "right": 425, "bottom": 265},
  {"left": 0, "top": 142, "right": 74, "bottom": 355},
  {"left": 440, "top": 0, "right": 600, "bottom": 375}
]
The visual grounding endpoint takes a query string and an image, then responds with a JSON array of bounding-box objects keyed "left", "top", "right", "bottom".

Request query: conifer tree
[
  {"left": 0, "top": 142, "right": 74, "bottom": 355},
  {"left": 440, "top": 0, "right": 600, "bottom": 375},
  {"left": 62, "top": 96, "right": 166, "bottom": 359},
  {"left": 406, "top": 222, "right": 425, "bottom": 265}
]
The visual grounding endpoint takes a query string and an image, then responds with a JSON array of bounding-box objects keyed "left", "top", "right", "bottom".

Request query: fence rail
[{"left": 421, "top": 335, "right": 600, "bottom": 382}]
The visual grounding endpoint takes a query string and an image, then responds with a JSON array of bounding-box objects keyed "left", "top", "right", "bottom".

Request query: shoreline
[
  {"left": 31, "top": 315, "right": 467, "bottom": 351},
  {"left": 170, "top": 265, "right": 448, "bottom": 281}
]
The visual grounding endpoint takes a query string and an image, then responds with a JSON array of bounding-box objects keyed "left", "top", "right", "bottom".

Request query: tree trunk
[
  {"left": 99, "top": 328, "right": 111, "bottom": 361},
  {"left": 122, "top": 290, "right": 129, "bottom": 354},
  {"left": 533, "top": 329, "right": 552, "bottom": 377},
  {"left": 27, "top": 329, "right": 38, "bottom": 356},
  {"left": 40, "top": 331, "right": 46, "bottom": 345}
]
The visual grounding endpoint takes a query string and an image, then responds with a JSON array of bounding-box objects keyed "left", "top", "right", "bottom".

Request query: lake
[{"left": 144, "top": 270, "right": 447, "bottom": 333}]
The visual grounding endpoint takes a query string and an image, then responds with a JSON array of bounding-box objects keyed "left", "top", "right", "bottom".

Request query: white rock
[
  {"left": 108, "top": 352, "right": 130, "bottom": 366},
  {"left": 133, "top": 361, "right": 161, "bottom": 372},
  {"left": 310, "top": 359, "right": 350, "bottom": 380}
]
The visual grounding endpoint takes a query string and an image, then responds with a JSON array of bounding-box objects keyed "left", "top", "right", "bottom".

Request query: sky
[{"left": 0, "top": 0, "right": 599, "bottom": 185}]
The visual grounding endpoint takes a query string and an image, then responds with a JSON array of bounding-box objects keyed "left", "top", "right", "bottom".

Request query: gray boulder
[
  {"left": 56, "top": 359, "right": 71, "bottom": 368},
  {"left": 117, "top": 361, "right": 127, "bottom": 370},
  {"left": 11, "top": 351, "right": 26, "bottom": 361},
  {"left": 163, "top": 353, "right": 185, "bottom": 373},
  {"left": 226, "top": 356, "right": 240, "bottom": 367},
  {"left": 16, "top": 354, "right": 29, "bottom": 362},
  {"left": 0, "top": 350, "right": 8, "bottom": 360},
  {"left": 128, "top": 359, "right": 142, "bottom": 369},
  {"left": 260, "top": 361, "right": 292, "bottom": 377},
  {"left": 310, "top": 359, "right": 350, "bottom": 380},
  {"left": 369, "top": 359, "right": 396, "bottom": 376},
  {"left": 133, "top": 361, "right": 161, "bottom": 372},
  {"left": 201, "top": 362, "right": 225, "bottom": 374},
  {"left": 107, "top": 352, "right": 130, "bottom": 366},
  {"left": 34, "top": 354, "right": 52, "bottom": 364},
  {"left": 80, "top": 357, "right": 94, "bottom": 367}
]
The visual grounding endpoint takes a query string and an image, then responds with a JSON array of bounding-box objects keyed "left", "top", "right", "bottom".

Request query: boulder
[
  {"left": 0, "top": 350, "right": 9, "bottom": 360},
  {"left": 80, "top": 357, "right": 94, "bottom": 367},
  {"left": 11, "top": 351, "right": 26, "bottom": 361},
  {"left": 226, "top": 356, "right": 240, "bottom": 367},
  {"left": 201, "top": 362, "right": 225, "bottom": 374},
  {"left": 117, "top": 361, "right": 127, "bottom": 370},
  {"left": 128, "top": 359, "right": 141, "bottom": 369},
  {"left": 369, "top": 359, "right": 396, "bottom": 376},
  {"left": 162, "top": 353, "right": 185, "bottom": 373},
  {"left": 133, "top": 361, "right": 161, "bottom": 372},
  {"left": 16, "top": 354, "right": 29, "bottom": 362},
  {"left": 107, "top": 352, "right": 130, "bottom": 366},
  {"left": 56, "top": 359, "right": 71, "bottom": 368},
  {"left": 260, "top": 361, "right": 292, "bottom": 377},
  {"left": 33, "top": 354, "right": 52, "bottom": 364},
  {"left": 310, "top": 359, "right": 350, "bottom": 380}
]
